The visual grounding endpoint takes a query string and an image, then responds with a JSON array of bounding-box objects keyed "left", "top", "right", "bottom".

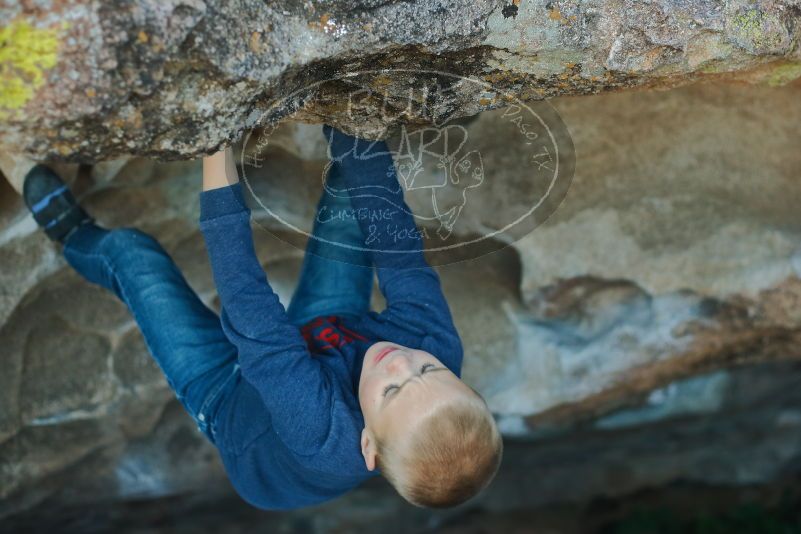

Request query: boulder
[
  {"left": 2, "top": 0, "right": 801, "bottom": 525},
  {"left": 0, "top": 1, "right": 800, "bottom": 160},
  {"left": 2, "top": 79, "right": 801, "bottom": 522}
]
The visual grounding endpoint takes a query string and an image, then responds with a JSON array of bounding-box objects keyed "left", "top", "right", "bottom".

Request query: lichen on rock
[{"left": 0, "top": 19, "right": 64, "bottom": 118}]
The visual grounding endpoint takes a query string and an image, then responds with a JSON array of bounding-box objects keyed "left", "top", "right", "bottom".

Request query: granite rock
[
  {"left": 1, "top": 78, "right": 801, "bottom": 523},
  {"left": 0, "top": 1, "right": 800, "bottom": 160}
]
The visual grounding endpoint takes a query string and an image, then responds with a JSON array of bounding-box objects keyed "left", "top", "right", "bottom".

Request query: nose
[{"left": 386, "top": 352, "right": 412, "bottom": 373}]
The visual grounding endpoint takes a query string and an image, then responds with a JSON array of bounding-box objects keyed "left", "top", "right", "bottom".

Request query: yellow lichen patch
[
  {"left": 548, "top": 7, "right": 563, "bottom": 22},
  {"left": 249, "top": 31, "right": 262, "bottom": 53},
  {"left": 0, "top": 19, "right": 64, "bottom": 119},
  {"left": 130, "top": 110, "right": 143, "bottom": 128},
  {"left": 309, "top": 13, "right": 334, "bottom": 32},
  {"left": 137, "top": 30, "right": 149, "bottom": 44},
  {"left": 766, "top": 62, "right": 801, "bottom": 87},
  {"left": 483, "top": 70, "right": 522, "bottom": 85},
  {"left": 372, "top": 74, "right": 393, "bottom": 87},
  {"left": 512, "top": 0, "right": 521, "bottom": 5},
  {"left": 56, "top": 142, "right": 72, "bottom": 156}
]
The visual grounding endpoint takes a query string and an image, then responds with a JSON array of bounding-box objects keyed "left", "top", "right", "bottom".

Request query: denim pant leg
[
  {"left": 62, "top": 223, "right": 238, "bottom": 440},
  {"left": 286, "top": 164, "right": 374, "bottom": 326}
]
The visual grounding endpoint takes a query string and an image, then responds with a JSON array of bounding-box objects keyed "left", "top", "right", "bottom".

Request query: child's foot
[{"left": 23, "top": 164, "right": 93, "bottom": 242}]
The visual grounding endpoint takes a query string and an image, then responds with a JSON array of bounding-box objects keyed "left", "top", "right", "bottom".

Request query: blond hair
[{"left": 376, "top": 396, "right": 503, "bottom": 508}]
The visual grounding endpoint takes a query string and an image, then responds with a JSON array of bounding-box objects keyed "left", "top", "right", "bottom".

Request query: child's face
[{"left": 358, "top": 341, "right": 474, "bottom": 470}]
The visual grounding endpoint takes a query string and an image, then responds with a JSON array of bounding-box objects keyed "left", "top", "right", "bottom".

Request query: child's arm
[
  {"left": 200, "top": 148, "right": 335, "bottom": 454},
  {"left": 324, "top": 126, "right": 463, "bottom": 373},
  {"left": 202, "top": 147, "right": 238, "bottom": 191}
]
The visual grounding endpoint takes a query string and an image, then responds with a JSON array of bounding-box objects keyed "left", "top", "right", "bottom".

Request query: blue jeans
[
  {"left": 286, "top": 162, "right": 373, "bottom": 324},
  {"left": 63, "top": 177, "right": 373, "bottom": 441}
]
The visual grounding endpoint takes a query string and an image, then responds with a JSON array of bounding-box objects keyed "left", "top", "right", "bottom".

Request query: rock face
[
  {"left": 2, "top": 78, "right": 801, "bottom": 526},
  {"left": 2, "top": 0, "right": 801, "bottom": 527},
  {"left": 1, "top": 1, "right": 800, "bottom": 160}
]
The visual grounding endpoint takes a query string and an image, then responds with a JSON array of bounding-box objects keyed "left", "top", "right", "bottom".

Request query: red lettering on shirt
[{"left": 301, "top": 315, "right": 366, "bottom": 353}]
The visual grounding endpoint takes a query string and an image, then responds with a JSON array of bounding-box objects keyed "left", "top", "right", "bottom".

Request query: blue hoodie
[{"left": 198, "top": 128, "right": 463, "bottom": 510}]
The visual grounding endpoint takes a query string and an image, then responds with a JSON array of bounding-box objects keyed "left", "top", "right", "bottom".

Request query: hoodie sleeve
[
  {"left": 199, "top": 183, "right": 335, "bottom": 454},
  {"left": 323, "top": 126, "right": 463, "bottom": 374}
]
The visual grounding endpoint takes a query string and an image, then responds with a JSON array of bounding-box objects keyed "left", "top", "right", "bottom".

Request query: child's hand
[{"left": 202, "top": 146, "right": 238, "bottom": 191}]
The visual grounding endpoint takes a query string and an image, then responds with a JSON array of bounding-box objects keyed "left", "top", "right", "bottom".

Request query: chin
[{"left": 365, "top": 340, "right": 394, "bottom": 362}]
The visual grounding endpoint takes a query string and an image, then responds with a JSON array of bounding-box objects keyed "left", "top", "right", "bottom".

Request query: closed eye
[{"left": 382, "top": 364, "right": 439, "bottom": 397}]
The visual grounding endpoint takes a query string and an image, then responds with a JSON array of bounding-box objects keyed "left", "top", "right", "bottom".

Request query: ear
[{"left": 361, "top": 427, "right": 377, "bottom": 471}]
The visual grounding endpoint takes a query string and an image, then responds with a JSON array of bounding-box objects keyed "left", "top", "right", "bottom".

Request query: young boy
[{"left": 13, "top": 125, "right": 502, "bottom": 509}]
